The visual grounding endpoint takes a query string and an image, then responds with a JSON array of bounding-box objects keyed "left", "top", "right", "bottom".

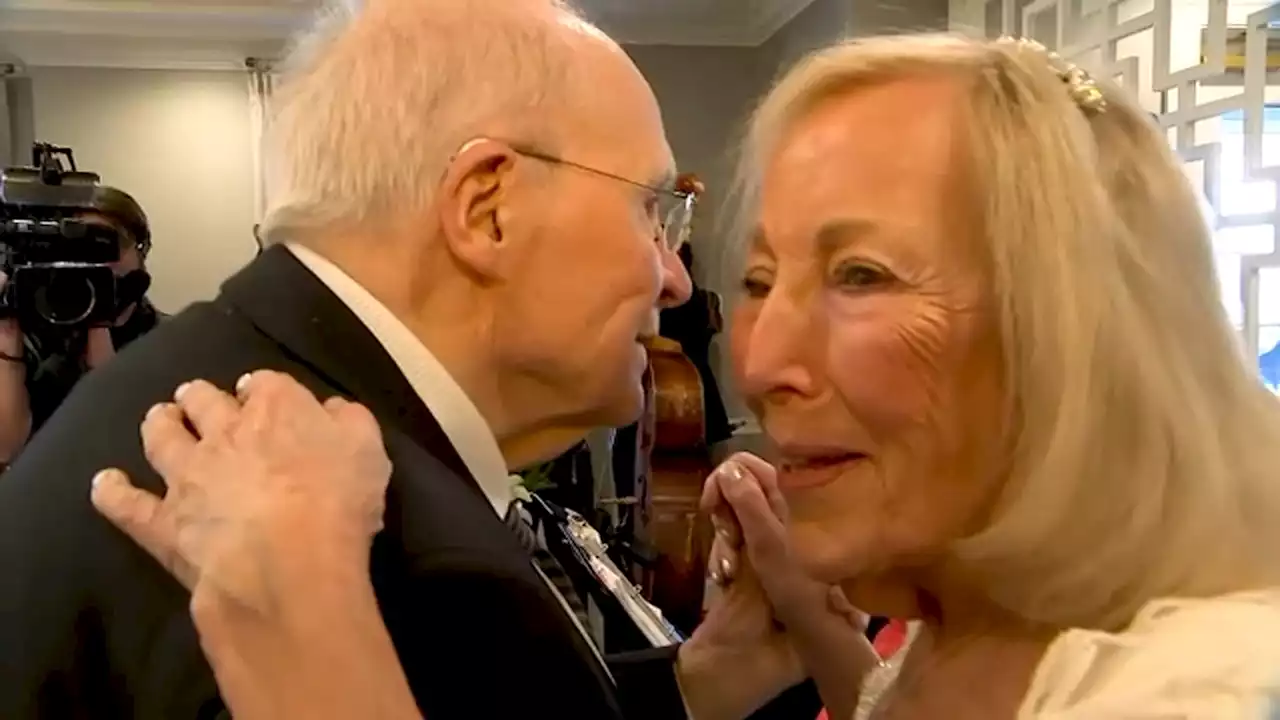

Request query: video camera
[{"left": 0, "top": 143, "right": 119, "bottom": 331}]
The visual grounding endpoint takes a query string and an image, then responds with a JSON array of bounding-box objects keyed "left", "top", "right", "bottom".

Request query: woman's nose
[
  {"left": 657, "top": 244, "right": 694, "bottom": 309},
  {"left": 739, "top": 295, "right": 819, "bottom": 398}
]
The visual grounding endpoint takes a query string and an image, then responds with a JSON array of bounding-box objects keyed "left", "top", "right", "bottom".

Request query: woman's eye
[
  {"left": 833, "top": 262, "right": 891, "bottom": 289},
  {"left": 739, "top": 276, "right": 772, "bottom": 298}
]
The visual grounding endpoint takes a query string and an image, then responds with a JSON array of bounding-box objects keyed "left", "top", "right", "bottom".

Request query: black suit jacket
[{"left": 0, "top": 246, "right": 691, "bottom": 719}]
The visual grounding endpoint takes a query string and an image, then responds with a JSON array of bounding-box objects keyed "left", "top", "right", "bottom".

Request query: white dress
[{"left": 852, "top": 590, "right": 1280, "bottom": 719}]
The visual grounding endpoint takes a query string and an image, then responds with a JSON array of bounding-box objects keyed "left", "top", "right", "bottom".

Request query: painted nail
[
  {"left": 711, "top": 515, "right": 728, "bottom": 536},
  {"left": 719, "top": 556, "right": 733, "bottom": 579},
  {"left": 173, "top": 382, "right": 191, "bottom": 401},
  {"left": 719, "top": 460, "right": 746, "bottom": 482},
  {"left": 144, "top": 403, "right": 166, "bottom": 421},
  {"left": 235, "top": 372, "right": 252, "bottom": 396}
]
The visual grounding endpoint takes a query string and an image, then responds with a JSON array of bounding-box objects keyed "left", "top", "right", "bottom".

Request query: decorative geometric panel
[{"left": 966, "top": 0, "right": 1280, "bottom": 380}]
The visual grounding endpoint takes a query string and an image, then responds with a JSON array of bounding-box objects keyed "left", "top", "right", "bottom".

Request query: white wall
[{"left": 26, "top": 67, "right": 257, "bottom": 314}]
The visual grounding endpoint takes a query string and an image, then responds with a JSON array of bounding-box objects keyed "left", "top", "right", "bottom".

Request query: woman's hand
[
  {"left": 677, "top": 455, "right": 807, "bottom": 720},
  {"left": 89, "top": 370, "right": 391, "bottom": 618},
  {"left": 707, "top": 454, "right": 838, "bottom": 626},
  {"left": 90, "top": 370, "right": 418, "bottom": 720},
  {"left": 686, "top": 452, "right": 880, "bottom": 720}
]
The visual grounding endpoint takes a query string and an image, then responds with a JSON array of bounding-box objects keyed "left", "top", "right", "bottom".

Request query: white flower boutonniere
[{"left": 509, "top": 474, "right": 533, "bottom": 504}]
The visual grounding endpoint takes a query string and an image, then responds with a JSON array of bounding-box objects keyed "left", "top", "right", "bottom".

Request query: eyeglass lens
[{"left": 662, "top": 195, "right": 693, "bottom": 251}]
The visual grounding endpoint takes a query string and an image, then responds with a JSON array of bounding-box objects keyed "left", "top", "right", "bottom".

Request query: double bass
[{"left": 634, "top": 173, "right": 720, "bottom": 634}]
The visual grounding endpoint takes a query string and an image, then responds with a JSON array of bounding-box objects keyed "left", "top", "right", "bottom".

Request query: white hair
[
  {"left": 737, "top": 33, "right": 1280, "bottom": 631},
  {"left": 259, "top": 0, "right": 591, "bottom": 245}
]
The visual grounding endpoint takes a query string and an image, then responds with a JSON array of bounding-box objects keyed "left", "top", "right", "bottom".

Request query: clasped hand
[{"left": 678, "top": 453, "right": 866, "bottom": 720}]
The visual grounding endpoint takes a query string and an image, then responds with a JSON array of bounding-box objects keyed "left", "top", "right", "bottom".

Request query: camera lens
[{"left": 34, "top": 270, "right": 97, "bottom": 326}]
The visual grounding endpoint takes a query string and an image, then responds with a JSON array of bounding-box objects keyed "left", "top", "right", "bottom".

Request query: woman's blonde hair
[{"left": 735, "top": 33, "right": 1280, "bottom": 631}]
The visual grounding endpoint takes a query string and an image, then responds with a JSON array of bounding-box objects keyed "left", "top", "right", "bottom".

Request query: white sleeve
[{"left": 1018, "top": 592, "right": 1280, "bottom": 719}]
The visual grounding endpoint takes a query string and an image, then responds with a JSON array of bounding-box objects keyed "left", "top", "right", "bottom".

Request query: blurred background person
[{"left": 0, "top": 185, "right": 160, "bottom": 462}]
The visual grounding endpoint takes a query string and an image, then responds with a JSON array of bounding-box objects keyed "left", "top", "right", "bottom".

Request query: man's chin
[{"left": 595, "top": 379, "right": 647, "bottom": 429}]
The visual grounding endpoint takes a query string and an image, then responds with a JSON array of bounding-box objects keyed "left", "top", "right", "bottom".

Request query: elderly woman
[
  {"left": 92, "top": 32, "right": 1280, "bottom": 719},
  {"left": 714, "top": 31, "right": 1280, "bottom": 718}
]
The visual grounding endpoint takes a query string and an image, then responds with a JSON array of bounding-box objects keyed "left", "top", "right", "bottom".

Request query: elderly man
[{"left": 0, "top": 0, "right": 811, "bottom": 717}]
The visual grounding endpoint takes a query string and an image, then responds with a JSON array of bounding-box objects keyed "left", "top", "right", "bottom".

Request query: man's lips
[{"left": 776, "top": 453, "right": 868, "bottom": 491}]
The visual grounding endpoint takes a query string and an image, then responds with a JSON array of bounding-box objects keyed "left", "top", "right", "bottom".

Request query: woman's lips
[{"left": 776, "top": 454, "right": 867, "bottom": 491}]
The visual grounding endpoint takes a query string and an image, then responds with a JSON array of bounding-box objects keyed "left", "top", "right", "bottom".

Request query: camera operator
[{"left": 0, "top": 186, "right": 161, "bottom": 461}]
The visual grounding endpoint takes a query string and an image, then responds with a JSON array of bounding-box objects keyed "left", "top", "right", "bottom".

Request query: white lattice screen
[{"left": 951, "top": 0, "right": 1280, "bottom": 389}]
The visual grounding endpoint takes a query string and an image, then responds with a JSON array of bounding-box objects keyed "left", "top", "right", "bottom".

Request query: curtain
[
  {"left": 0, "top": 77, "right": 12, "bottom": 169},
  {"left": 0, "top": 73, "right": 15, "bottom": 167},
  {"left": 246, "top": 62, "right": 276, "bottom": 225}
]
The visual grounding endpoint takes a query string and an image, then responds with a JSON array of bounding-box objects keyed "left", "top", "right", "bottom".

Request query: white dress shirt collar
[{"left": 286, "top": 243, "right": 514, "bottom": 517}]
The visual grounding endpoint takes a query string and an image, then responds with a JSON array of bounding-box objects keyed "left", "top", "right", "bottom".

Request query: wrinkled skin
[{"left": 729, "top": 76, "right": 1008, "bottom": 615}]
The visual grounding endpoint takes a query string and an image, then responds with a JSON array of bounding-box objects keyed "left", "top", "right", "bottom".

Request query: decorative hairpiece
[{"left": 997, "top": 36, "right": 1107, "bottom": 115}]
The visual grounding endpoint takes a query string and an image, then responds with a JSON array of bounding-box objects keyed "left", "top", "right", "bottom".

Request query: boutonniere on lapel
[{"left": 513, "top": 462, "right": 556, "bottom": 502}]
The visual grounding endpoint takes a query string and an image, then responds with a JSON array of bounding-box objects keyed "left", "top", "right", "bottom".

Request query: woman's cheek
[{"left": 826, "top": 310, "right": 950, "bottom": 430}]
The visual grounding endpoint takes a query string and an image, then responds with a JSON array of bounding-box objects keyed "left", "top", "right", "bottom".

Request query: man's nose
[{"left": 657, "top": 244, "right": 693, "bottom": 309}]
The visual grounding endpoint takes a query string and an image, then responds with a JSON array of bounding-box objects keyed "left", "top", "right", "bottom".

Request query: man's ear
[{"left": 437, "top": 140, "right": 518, "bottom": 279}]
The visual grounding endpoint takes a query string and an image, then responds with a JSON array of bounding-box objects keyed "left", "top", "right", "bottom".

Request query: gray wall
[
  {"left": 762, "top": 0, "right": 856, "bottom": 78},
  {"left": 16, "top": 67, "right": 258, "bottom": 312},
  {"left": 627, "top": 0, "right": 950, "bottom": 423},
  {"left": 624, "top": 45, "right": 759, "bottom": 292},
  {"left": 853, "top": 0, "right": 951, "bottom": 37},
  {"left": 3, "top": 77, "right": 34, "bottom": 169}
]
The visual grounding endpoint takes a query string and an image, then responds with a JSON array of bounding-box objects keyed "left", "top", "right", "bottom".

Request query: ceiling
[{"left": 0, "top": 0, "right": 820, "bottom": 71}]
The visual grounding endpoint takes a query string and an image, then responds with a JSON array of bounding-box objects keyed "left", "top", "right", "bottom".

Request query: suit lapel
[
  {"left": 213, "top": 247, "right": 621, "bottom": 697},
  {"left": 215, "top": 245, "right": 473, "bottom": 482}
]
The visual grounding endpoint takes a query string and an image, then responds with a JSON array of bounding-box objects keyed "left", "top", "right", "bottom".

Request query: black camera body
[{"left": 0, "top": 144, "right": 119, "bottom": 332}]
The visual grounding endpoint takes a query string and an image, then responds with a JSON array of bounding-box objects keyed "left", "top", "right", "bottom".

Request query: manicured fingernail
[
  {"left": 235, "top": 373, "right": 252, "bottom": 395},
  {"left": 718, "top": 461, "right": 746, "bottom": 482},
  {"left": 708, "top": 567, "right": 722, "bottom": 585},
  {"left": 719, "top": 556, "right": 733, "bottom": 579},
  {"left": 174, "top": 382, "right": 191, "bottom": 401},
  {"left": 145, "top": 403, "right": 166, "bottom": 421},
  {"left": 90, "top": 469, "right": 120, "bottom": 494}
]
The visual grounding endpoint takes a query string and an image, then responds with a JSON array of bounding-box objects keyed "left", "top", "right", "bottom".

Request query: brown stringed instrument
[{"left": 638, "top": 173, "right": 717, "bottom": 635}]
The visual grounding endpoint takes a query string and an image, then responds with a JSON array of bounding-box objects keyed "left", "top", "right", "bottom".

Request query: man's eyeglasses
[{"left": 510, "top": 146, "right": 696, "bottom": 253}]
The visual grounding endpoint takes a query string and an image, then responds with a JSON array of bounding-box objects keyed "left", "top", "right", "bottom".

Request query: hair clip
[{"left": 997, "top": 36, "right": 1107, "bottom": 115}]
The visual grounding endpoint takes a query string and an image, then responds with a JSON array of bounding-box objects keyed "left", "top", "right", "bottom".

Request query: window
[{"left": 1214, "top": 108, "right": 1280, "bottom": 393}]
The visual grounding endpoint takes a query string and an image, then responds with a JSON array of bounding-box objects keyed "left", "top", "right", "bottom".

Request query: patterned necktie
[{"left": 504, "top": 500, "right": 592, "bottom": 630}]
